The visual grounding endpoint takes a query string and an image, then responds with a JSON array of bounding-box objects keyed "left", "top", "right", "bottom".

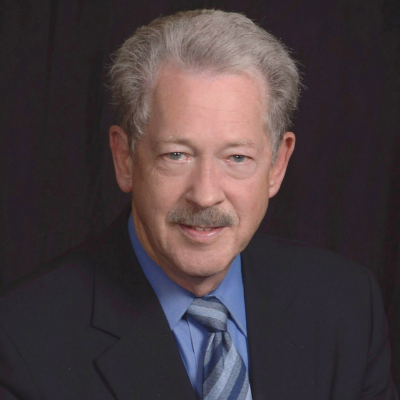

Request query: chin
[{"left": 172, "top": 254, "right": 232, "bottom": 279}]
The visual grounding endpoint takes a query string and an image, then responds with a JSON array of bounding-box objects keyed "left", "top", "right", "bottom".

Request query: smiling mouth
[
  {"left": 193, "top": 226, "right": 213, "bottom": 231},
  {"left": 184, "top": 225, "right": 217, "bottom": 231},
  {"left": 179, "top": 224, "right": 225, "bottom": 240}
]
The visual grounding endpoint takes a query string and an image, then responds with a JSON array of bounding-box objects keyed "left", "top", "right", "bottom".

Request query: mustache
[{"left": 166, "top": 207, "right": 236, "bottom": 227}]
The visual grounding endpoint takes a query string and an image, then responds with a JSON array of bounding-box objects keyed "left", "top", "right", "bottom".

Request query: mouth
[
  {"left": 183, "top": 224, "right": 223, "bottom": 230},
  {"left": 191, "top": 226, "right": 215, "bottom": 231},
  {"left": 178, "top": 224, "right": 225, "bottom": 242}
]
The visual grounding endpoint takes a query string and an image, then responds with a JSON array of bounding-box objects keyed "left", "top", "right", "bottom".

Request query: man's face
[{"left": 111, "top": 65, "right": 294, "bottom": 295}]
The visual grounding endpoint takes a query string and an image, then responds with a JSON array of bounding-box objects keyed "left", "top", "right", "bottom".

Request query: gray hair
[{"left": 109, "top": 9, "right": 301, "bottom": 161}]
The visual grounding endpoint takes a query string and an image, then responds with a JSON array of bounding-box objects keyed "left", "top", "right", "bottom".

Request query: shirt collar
[{"left": 127, "top": 213, "right": 247, "bottom": 336}]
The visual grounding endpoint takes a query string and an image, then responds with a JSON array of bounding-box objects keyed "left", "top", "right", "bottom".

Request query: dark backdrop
[{"left": 1, "top": 0, "right": 400, "bottom": 391}]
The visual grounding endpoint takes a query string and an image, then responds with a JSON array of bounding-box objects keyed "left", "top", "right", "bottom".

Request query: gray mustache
[{"left": 167, "top": 207, "right": 236, "bottom": 227}]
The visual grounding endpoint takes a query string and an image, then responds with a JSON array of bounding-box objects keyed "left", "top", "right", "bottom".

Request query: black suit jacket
[{"left": 0, "top": 207, "right": 397, "bottom": 399}]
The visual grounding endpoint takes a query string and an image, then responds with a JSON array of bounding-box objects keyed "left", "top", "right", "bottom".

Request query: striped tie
[{"left": 187, "top": 297, "right": 252, "bottom": 400}]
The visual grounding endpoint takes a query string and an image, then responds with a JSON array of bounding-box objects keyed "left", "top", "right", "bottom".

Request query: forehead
[
  {"left": 153, "top": 64, "right": 266, "bottom": 108},
  {"left": 146, "top": 65, "right": 267, "bottom": 140}
]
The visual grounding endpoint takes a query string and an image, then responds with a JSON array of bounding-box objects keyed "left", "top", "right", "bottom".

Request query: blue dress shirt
[{"left": 127, "top": 214, "right": 249, "bottom": 397}]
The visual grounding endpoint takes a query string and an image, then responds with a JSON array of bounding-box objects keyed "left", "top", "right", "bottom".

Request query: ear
[
  {"left": 268, "top": 132, "right": 295, "bottom": 198},
  {"left": 109, "top": 125, "right": 133, "bottom": 193}
]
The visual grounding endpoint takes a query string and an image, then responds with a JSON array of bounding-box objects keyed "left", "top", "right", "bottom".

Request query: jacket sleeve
[
  {"left": 361, "top": 272, "right": 398, "bottom": 399},
  {"left": 0, "top": 325, "right": 42, "bottom": 400}
]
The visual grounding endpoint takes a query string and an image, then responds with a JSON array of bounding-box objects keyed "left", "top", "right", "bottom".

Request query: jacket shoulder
[
  {"left": 242, "top": 233, "right": 376, "bottom": 317},
  {"left": 245, "top": 233, "right": 370, "bottom": 279},
  {"left": 0, "top": 205, "right": 133, "bottom": 321},
  {"left": 0, "top": 249, "right": 96, "bottom": 329}
]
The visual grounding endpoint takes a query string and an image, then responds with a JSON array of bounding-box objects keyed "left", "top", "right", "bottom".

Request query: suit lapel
[
  {"left": 242, "top": 235, "right": 318, "bottom": 400},
  {"left": 87, "top": 207, "right": 197, "bottom": 400}
]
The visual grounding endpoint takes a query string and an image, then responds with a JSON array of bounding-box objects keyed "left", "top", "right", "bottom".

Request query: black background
[{"left": 1, "top": 0, "right": 400, "bottom": 391}]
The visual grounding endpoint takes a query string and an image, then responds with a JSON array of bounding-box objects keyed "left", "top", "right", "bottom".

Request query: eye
[
  {"left": 229, "top": 155, "right": 248, "bottom": 163},
  {"left": 167, "top": 152, "right": 186, "bottom": 161}
]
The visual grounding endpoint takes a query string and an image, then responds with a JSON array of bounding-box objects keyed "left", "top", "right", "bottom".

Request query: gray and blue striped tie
[{"left": 187, "top": 297, "right": 252, "bottom": 400}]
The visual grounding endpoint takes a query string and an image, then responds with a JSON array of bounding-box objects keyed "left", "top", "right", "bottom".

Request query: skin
[{"left": 110, "top": 65, "right": 295, "bottom": 297}]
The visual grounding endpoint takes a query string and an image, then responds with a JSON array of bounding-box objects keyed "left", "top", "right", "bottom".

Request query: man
[{"left": 0, "top": 9, "right": 397, "bottom": 400}]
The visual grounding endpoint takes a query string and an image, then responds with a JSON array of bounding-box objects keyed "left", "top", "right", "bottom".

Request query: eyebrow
[
  {"left": 157, "top": 137, "right": 258, "bottom": 148},
  {"left": 157, "top": 138, "right": 192, "bottom": 146},
  {"left": 225, "top": 140, "right": 257, "bottom": 148}
]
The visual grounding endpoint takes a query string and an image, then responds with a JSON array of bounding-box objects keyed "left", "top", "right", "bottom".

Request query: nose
[{"left": 185, "top": 158, "right": 225, "bottom": 208}]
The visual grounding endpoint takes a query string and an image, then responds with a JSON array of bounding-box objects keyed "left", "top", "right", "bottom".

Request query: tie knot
[{"left": 187, "top": 297, "right": 228, "bottom": 332}]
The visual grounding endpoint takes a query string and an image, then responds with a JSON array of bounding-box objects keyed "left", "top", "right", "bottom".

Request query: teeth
[{"left": 194, "top": 227, "right": 213, "bottom": 231}]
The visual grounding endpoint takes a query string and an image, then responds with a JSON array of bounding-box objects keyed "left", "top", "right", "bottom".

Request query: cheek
[
  {"left": 135, "top": 172, "right": 187, "bottom": 218},
  {"left": 231, "top": 179, "right": 269, "bottom": 221}
]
